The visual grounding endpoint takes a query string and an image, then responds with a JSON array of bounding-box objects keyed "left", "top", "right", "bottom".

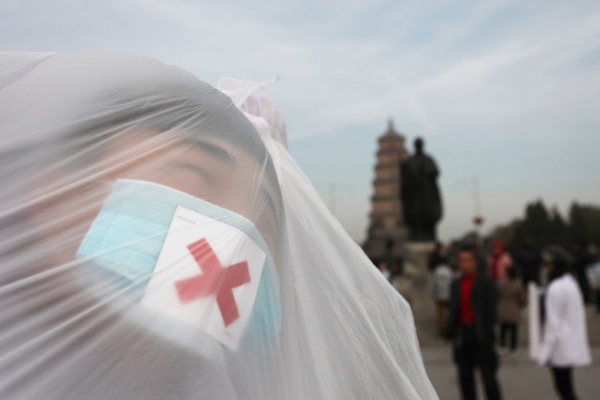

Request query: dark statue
[{"left": 401, "top": 138, "right": 443, "bottom": 242}]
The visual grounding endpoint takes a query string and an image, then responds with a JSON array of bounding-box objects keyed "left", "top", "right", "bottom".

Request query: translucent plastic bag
[{"left": 0, "top": 51, "right": 437, "bottom": 400}]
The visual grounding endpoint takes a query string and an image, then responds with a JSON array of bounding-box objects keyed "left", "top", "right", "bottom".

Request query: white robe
[{"left": 538, "top": 274, "right": 592, "bottom": 367}]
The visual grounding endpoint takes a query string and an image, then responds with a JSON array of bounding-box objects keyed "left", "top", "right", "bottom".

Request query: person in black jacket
[
  {"left": 428, "top": 241, "right": 445, "bottom": 272},
  {"left": 515, "top": 238, "right": 541, "bottom": 286},
  {"left": 571, "top": 241, "right": 596, "bottom": 304},
  {"left": 446, "top": 245, "right": 502, "bottom": 400}
]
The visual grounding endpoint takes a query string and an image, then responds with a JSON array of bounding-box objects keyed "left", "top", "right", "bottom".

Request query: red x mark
[{"left": 174, "top": 238, "right": 251, "bottom": 327}]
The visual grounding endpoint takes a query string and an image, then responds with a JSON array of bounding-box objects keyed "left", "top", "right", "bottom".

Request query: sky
[{"left": 2, "top": 0, "right": 600, "bottom": 243}]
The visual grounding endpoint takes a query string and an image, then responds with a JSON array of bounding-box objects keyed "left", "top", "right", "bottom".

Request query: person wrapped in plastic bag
[{"left": 0, "top": 51, "right": 437, "bottom": 399}]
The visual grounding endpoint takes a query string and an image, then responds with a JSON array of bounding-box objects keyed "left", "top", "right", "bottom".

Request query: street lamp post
[{"left": 454, "top": 175, "right": 484, "bottom": 244}]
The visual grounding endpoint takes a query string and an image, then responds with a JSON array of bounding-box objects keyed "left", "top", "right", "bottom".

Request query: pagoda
[{"left": 363, "top": 119, "right": 408, "bottom": 260}]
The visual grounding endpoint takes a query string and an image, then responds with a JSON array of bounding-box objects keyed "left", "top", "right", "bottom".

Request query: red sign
[{"left": 174, "top": 238, "right": 251, "bottom": 327}]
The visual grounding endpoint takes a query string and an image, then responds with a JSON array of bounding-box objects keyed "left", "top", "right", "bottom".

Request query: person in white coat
[
  {"left": 538, "top": 246, "right": 592, "bottom": 400},
  {"left": 431, "top": 256, "right": 453, "bottom": 336}
]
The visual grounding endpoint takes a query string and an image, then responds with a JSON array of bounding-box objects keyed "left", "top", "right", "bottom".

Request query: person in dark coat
[
  {"left": 378, "top": 240, "right": 404, "bottom": 281},
  {"left": 570, "top": 241, "right": 596, "bottom": 304},
  {"left": 446, "top": 245, "right": 502, "bottom": 400},
  {"left": 515, "top": 238, "right": 541, "bottom": 287},
  {"left": 428, "top": 242, "right": 445, "bottom": 273}
]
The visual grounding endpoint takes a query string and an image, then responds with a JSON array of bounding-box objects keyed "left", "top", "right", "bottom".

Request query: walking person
[
  {"left": 587, "top": 257, "right": 600, "bottom": 314},
  {"left": 431, "top": 256, "right": 453, "bottom": 336},
  {"left": 570, "top": 241, "right": 595, "bottom": 304},
  {"left": 379, "top": 240, "right": 404, "bottom": 282},
  {"left": 488, "top": 239, "right": 513, "bottom": 282},
  {"left": 538, "top": 246, "right": 592, "bottom": 400},
  {"left": 428, "top": 241, "right": 445, "bottom": 272},
  {"left": 497, "top": 267, "right": 526, "bottom": 356},
  {"left": 379, "top": 240, "right": 408, "bottom": 300},
  {"left": 515, "top": 238, "right": 541, "bottom": 286},
  {"left": 446, "top": 245, "right": 502, "bottom": 400}
]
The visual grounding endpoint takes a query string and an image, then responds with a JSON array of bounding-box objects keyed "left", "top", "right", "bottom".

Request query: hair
[
  {"left": 549, "top": 264, "right": 567, "bottom": 282},
  {"left": 458, "top": 244, "right": 476, "bottom": 256},
  {"left": 548, "top": 258, "right": 568, "bottom": 282},
  {"left": 385, "top": 240, "right": 395, "bottom": 250}
]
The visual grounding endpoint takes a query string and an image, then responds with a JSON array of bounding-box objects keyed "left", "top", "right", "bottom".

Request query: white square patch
[{"left": 140, "top": 206, "right": 266, "bottom": 350}]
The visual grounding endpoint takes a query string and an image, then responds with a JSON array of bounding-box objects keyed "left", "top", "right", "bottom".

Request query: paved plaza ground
[
  {"left": 422, "top": 346, "right": 600, "bottom": 400},
  {"left": 413, "top": 302, "right": 600, "bottom": 399}
]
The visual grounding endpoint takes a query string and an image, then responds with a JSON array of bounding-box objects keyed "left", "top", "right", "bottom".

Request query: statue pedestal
[{"left": 399, "top": 241, "right": 435, "bottom": 312}]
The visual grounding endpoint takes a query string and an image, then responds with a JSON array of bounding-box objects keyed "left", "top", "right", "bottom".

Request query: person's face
[
  {"left": 26, "top": 130, "right": 280, "bottom": 265},
  {"left": 103, "top": 130, "right": 277, "bottom": 217},
  {"left": 457, "top": 251, "right": 477, "bottom": 275}
]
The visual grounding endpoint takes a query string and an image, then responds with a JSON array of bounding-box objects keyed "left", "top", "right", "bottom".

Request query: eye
[{"left": 192, "top": 140, "right": 235, "bottom": 165}]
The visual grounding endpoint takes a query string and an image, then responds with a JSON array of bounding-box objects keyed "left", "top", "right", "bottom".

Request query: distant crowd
[
  {"left": 377, "top": 239, "right": 598, "bottom": 400},
  {"left": 427, "top": 239, "right": 600, "bottom": 326}
]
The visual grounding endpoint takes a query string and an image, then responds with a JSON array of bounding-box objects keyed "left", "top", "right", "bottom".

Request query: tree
[
  {"left": 548, "top": 207, "right": 569, "bottom": 248},
  {"left": 487, "top": 200, "right": 600, "bottom": 253},
  {"left": 569, "top": 202, "right": 588, "bottom": 244},
  {"left": 568, "top": 202, "right": 600, "bottom": 245},
  {"left": 509, "top": 200, "right": 552, "bottom": 250}
]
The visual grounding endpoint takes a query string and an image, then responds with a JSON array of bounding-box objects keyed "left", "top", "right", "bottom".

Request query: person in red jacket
[
  {"left": 489, "top": 239, "right": 513, "bottom": 281},
  {"left": 446, "top": 245, "right": 502, "bottom": 400}
]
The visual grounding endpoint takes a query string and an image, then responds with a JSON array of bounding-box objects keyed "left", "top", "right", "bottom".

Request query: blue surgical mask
[{"left": 77, "top": 179, "right": 281, "bottom": 348}]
